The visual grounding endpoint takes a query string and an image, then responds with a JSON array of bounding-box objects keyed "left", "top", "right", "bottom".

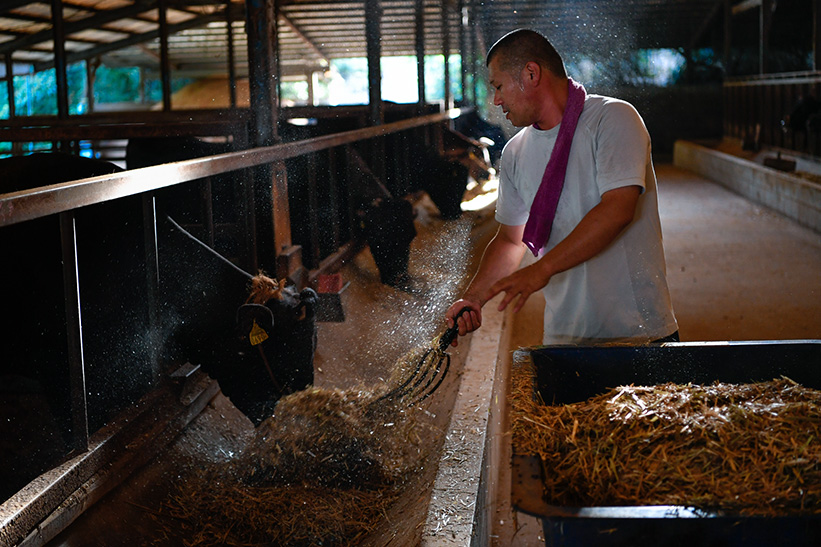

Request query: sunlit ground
[{"left": 461, "top": 171, "right": 499, "bottom": 212}]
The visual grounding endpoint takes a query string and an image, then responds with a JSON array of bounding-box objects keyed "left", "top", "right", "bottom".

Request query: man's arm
[
  {"left": 445, "top": 222, "right": 527, "bottom": 337},
  {"left": 487, "top": 184, "right": 641, "bottom": 313}
]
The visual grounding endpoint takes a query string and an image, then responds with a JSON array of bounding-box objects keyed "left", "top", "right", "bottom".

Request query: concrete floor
[{"left": 499, "top": 161, "right": 821, "bottom": 546}]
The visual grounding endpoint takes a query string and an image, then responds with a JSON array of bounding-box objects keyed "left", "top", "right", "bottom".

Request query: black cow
[
  {"left": 782, "top": 96, "right": 821, "bottom": 134},
  {"left": 454, "top": 110, "right": 507, "bottom": 167},
  {"left": 158, "top": 215, "right": 317, "bottom": 423},
  {"left": 359, "top": 196, "right": 417, "bottom": 288}
]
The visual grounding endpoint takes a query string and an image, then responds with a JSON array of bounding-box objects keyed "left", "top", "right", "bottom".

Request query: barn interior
[{"left": 1, "top": 1, "right": 820, "bottom": 546}]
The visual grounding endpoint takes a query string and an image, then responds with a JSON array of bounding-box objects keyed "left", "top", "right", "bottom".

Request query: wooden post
[
  {"left": 814, "top": 0, "right": 821, "bottom": 71},
  {"left": 85, "top": 58, "right": 96, "bottom": 114},
  {"left": 5, "top": 54, "right": 15, "bottom": 119},
  {"left": 246, "top": 0, "right": 300, "bottom": 280},
  {"left": 51, "top": 0, "right": 69, "bottom": 120},
  {"left": 416, "top": 0, "right": 426, "bottom": 112},
  {"left": 458, "top": 0, "right": 468, "bottom": 106},
  {"left": 442, "top": 1, "right": 452, "bottom": 110},
  {"left": 365, "top": 0, "right": 385, "bottom": 183},
  {"left": 226, "top": 0, "right": 237, "bottom": 109},
  {"left": 158, "top": 0, "right": 172, "bottom": 112},
  {"left": 724, "top": 0, "right": 732, "bottom": 77},
  {"left": 366, "top": 0, "right": 384, "bottom": 126},
  {"left": 761, "top": 0, "right": 773, "bottom": 75}
]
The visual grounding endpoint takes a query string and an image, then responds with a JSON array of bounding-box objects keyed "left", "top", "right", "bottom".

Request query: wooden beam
[
  {"left": 0, "top": 0, "right": 155, "bottom": 56},
  {"left": 280, "top": 12, "right": 329, "bottom": 66},
  {"left": 32, "top": 6, "right": 244, "bottom": 73},
  {"left": 688, "top": 0, "right": 724, "bottom": 50}
]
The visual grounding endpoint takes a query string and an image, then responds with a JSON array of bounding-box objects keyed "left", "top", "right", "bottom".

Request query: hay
[
  {"left": 152, "top": 386, "right": 437, "bottom": 546},
  {"left": 239, "top": 386, "right": 432, "bottom": 488},
  {"left": 246, "top": 273, "right": 284, "bottom": 304},
  {"left": 511, "top": 361, "right": 821, "bottom": 516}
]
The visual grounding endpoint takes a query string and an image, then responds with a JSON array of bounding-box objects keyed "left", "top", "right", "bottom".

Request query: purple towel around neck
[{"left": 522, "top": 78, "right": 587, "bottom": 256}]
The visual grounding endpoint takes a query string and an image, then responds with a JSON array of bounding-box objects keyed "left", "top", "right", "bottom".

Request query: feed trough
[{"left": 512, "top": 340, "right": 821, "bottom": 547}]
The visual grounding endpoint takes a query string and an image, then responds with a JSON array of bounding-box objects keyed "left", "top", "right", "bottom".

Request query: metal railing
[{"left": 0, "top": 109, "right": 470, "bottom": 547}]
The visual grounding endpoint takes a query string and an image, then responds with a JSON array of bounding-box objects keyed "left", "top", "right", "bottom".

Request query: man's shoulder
[
  {"left": 584, "top": 94, "right": 639, "bottom": 117},
  {"left": 580, "top": 94, "right": 644, "bottom": 134}
]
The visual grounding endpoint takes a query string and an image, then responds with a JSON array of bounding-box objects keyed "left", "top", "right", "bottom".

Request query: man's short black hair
[{"left": 486, "top": 29, "right": 567, "bottom": 79}]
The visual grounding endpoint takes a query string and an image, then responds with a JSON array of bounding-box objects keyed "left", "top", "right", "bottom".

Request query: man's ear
[{"left": 522, "top": 61, "right": 542, "bottom": 86}]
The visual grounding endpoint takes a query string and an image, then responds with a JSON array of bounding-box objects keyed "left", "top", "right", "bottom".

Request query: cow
[{"left": 159, "top": 215, "right": 317, "bottom": 423}]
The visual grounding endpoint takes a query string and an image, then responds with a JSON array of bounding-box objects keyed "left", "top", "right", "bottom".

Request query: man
[{"left": 446, "top": 29, "right": 678, "bottom": 345}]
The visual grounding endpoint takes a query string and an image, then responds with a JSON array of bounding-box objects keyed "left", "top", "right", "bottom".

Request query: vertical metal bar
[
  {"left": 201, "top": 179, "right": 215, "bottom": 247},
  {"left": 724, "top": 0, "right": 732, "bottom": 77},
  {"left": 226, "top": 0, "right": 237, "bottom": 109},
  {"left": 365, "top": 0, "right": 385, "bottom": 182},
  {"left": 51, "top": 0, "right": 69, "bottom": 120},
  {"left": 814, "top": 0, "right": 821, "bottom": 71},
  {"left": 60, "top": 211, "right": 89, "bottom": 452},
  {"left": 142, "top": 194, "right": 162, "bottom": 382},
  {"left": 307, "top": 153, "right": 321, "bottom": 268},
  {"left": 5, "top": 54, "right": 16, "bottom": 119},
  {"left": 366, "top": 0, "right": 383, "bottom": 126},
  {"left": 158, "top": 0, "right": 172, "bottom": 112},
  {"left": 469, "top": 1, "right": 478, "bottom": 106},
  {"left": 326, "top": 147, "right": 341, "bottom": 249},
  {"left": 459, "top": 0, "right": 469, "bottom": 106},
  {"left": 415, "top": 0, "right": 426, "bottom": 111},
  {"left": 760, "top": 0, "right": 771, "bottom": 75},
  {"left": 85, "top": 58, "right": 96, "bottom": 114},
  {"left": 442, "top": 1, "right": 452, "bottom": 110}
]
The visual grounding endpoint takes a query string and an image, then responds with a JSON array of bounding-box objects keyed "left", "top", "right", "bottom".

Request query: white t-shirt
[{"left": 496, "top": 94, "right": 678, "bottom": 345}]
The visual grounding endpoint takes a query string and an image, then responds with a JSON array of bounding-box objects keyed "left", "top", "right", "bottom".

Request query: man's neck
[{"left": 534, "top": 77, "right": 569, "bottom": 130}]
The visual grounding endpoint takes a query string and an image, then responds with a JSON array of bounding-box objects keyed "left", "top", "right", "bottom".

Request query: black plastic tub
[{"left": 513, "top": 340, "right": 821, "bottom": 547}]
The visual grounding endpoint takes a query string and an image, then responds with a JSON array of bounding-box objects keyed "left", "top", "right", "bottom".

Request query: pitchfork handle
[{"left": 439, "top": 307, "right": 471, "bottom": 351}]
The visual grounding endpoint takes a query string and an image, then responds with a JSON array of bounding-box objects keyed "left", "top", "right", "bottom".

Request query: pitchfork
[{"left": 378, "top": 308, "right": 470, "bottom": 405}]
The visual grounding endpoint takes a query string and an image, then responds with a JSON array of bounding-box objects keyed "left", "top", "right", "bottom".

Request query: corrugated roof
[{"left": 0, "top": 0, "right": 724, "bottom": 79}]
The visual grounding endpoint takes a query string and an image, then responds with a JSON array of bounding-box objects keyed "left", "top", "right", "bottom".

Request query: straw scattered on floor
[
  {"left": 151, "top": 386, "right": 440, "bottom": 546},
  {"left": 511, "top": 360, "right": 821, "bottom": 516}
]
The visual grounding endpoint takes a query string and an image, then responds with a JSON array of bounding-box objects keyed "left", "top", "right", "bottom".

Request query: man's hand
[
  {"left": 444, "top": 298, "right": 482, "bottom": 346},
  {"left": 486, "top": 259, "right": 553, "bottom": 313}
]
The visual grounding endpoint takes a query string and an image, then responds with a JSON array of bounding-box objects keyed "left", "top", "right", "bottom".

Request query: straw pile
[
  {"left": 511, "top": 362, "right": 821, "bottom": 516},
  {"left": 152, "top": 386, "right": 437, "bottom": 546}
]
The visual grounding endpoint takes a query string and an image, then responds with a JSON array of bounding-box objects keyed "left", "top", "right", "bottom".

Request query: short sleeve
[
  {"left": 494, "top": 140, "right": 530, "bottom": 226},
  {"left": 594, "top": 99, "right": 650, "bottom": 195}
]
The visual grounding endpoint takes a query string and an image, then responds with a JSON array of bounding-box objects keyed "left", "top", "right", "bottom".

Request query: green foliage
[{"left": 94, "top": 64, "right": 142, "bottom": 104}]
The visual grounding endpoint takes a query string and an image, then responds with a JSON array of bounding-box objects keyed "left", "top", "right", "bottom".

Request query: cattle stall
[{"left": 0, "top": 104, "right": 498, "bottom": 546}]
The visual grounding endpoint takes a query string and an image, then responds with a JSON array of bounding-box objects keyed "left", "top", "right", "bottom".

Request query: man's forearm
[
  {"left": 536, "top": 185, "right": 640, "bottom": 278},
  {"left": 463, "top": 227, "right": 527, "bottom": 306}
]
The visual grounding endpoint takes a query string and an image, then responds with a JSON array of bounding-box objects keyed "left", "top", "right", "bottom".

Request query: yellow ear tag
[{"left": 249, "top": 319, "right": 269, "bottom": 346}]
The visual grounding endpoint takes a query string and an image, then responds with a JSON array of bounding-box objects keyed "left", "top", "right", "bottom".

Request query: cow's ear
[
  {"left": 236, "top": 303, "right": 274, "bottom": 342},
  {"left": 299, "top": 287, "right": 318, "bottom": 320}
]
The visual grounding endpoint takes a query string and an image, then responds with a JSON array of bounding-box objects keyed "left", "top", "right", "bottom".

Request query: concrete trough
[{"left": 673, "top": 139, "right": 821, "bottom": 234}]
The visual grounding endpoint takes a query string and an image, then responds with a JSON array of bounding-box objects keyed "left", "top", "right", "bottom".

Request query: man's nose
[{"left": 493, "top": 90, "right": 502, "bottom": 106}]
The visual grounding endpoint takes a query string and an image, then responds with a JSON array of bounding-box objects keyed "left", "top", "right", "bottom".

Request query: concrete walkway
[{"left": 497, "top": 161, "right": 821, "bottom": 546}]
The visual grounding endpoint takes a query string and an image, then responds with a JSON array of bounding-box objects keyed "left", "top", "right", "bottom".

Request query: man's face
[{"left": 488, "top": 56, "right": 534, "bottom": 127}]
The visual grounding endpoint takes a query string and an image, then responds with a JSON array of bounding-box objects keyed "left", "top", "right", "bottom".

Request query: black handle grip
[{"left": 439, "top": 307, "right": 471, "bottom": 351}]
